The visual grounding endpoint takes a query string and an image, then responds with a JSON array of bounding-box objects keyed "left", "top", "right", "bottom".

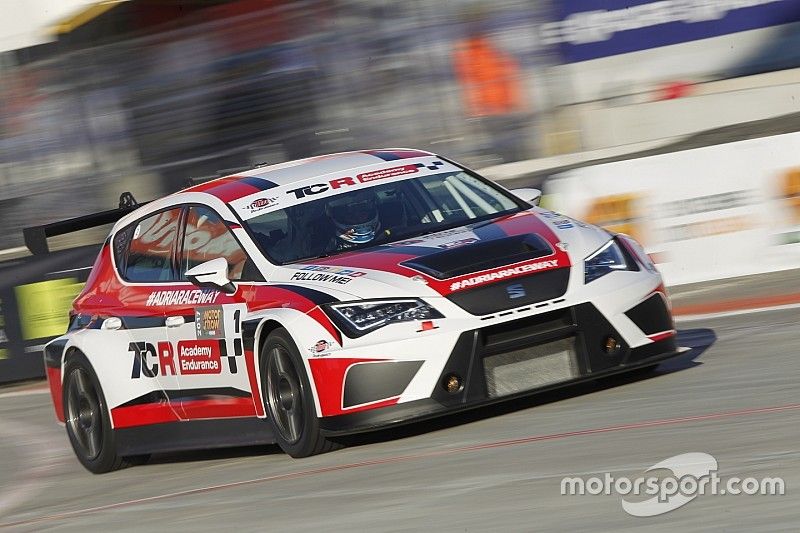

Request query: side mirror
[
  {"left": 510, "top": 188, "right": 542, "bottom": 206},
  {"left": 185, "top": 258, "right": 236, "bottom": 295}
]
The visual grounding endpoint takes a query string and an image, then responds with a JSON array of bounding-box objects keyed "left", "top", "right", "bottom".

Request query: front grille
[
  {"left": 446, "top": 267, "right": 570, "bottom": 315},
  {"left": 482, "top": 307, "right": 573, "bottom": 348},
  {"left": 431, "top": 303, "right": 652, "bottom": 407},
  {"left": 484, "top": 337, "right": 578, "bottom": 398}
]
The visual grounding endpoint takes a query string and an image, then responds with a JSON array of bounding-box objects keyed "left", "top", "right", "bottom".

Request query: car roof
[{"left": 182, "top": 148, "right": 436, "bottom": 203}]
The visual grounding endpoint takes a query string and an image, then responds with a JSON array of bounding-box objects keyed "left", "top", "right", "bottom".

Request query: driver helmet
[{"left": 326, "top": 189, "right": 380, "bottom": 245}]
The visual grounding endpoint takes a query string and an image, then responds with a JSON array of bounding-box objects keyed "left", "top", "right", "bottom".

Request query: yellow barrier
[{"left": 14, "top": 278, "right": 85, "bottom": 341}]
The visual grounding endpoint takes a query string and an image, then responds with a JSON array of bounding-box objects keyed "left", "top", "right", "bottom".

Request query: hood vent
[{"left": 401, "top": 233, "right": 553, "bottom": 280}]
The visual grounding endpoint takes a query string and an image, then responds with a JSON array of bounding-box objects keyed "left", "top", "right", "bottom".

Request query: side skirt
[{"left": 115, "top": 417, "right": 275, "bottom": 456}]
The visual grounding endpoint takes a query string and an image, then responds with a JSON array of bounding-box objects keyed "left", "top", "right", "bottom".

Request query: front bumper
[{"left": 320, "top": 302, "right": 681, "bottom": 436}]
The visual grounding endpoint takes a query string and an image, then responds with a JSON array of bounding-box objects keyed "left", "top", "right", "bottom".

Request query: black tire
[
  {"left": 260, "top": 328, "right": 341, "bottom": 458},
  {"left": 63, "top": 353, "right": 139, "bottom": 473}
]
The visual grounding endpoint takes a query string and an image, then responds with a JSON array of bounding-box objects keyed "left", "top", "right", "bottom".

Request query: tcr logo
[
  {"left": 129, "top": 341, "right": 176, "bottom": 378},
  {"left": 287, "top": 177, "right": 356, "bottom": 199}
]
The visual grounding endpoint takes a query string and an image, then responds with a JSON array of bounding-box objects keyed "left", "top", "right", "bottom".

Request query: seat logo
[{"left": 506, "top": 283, "right": 526, "bottom": 299}]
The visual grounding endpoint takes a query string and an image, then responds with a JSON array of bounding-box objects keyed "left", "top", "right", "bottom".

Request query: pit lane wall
[
  {"left": 0, "top": 246, "right": 98, "bottom": 384},
  {"left": 545, "top": 132, "right": 800, "bottom": 286}
]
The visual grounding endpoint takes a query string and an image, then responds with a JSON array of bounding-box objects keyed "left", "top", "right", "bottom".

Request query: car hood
[{"left": 267, "top": 208, "right": 612, "bottom": 300}]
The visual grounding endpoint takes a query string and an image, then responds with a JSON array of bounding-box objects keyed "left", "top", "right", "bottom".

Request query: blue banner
[{"left": 548, "top": 0, "right": 800, "bottom": 63}]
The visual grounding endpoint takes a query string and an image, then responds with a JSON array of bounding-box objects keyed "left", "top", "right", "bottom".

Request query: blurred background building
[{"left": 2, "top": 0, "right": 800, "bottom": 251}]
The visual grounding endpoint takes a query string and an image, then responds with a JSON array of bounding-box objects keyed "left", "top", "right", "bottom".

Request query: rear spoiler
[{"left": 23, "top": 192, "right": 146, "bottom": 255}]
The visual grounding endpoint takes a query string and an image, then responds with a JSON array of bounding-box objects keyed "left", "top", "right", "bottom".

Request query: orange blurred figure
[
  {"left": 453, "top": 23, "right": 528, "bottom": 163},
  {"left": 453, "top": 34, "right": 524, "bottom": 117}
]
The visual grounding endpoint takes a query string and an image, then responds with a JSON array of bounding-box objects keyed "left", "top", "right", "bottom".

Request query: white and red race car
[{"left": 44, "top": 149, "right": 680, "bottom": 473}]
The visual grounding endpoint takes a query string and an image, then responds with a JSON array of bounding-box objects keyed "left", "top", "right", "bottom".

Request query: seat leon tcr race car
[{"left": 44, "top": 149, "right": 681, "bottom": 473}]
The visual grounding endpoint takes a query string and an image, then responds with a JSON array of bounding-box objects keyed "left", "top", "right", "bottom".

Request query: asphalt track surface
[{"left": 0, "top": 304, "right": 798, "bottom": 531}]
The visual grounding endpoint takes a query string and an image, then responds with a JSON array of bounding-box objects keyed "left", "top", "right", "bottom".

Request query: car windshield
[{"left": 244, "top": 171, "right": 522, "bottom": 264}]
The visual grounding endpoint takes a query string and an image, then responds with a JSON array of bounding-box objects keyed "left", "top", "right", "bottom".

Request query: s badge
[{"left": 506, "top": 283, "right": 526, "bottom": 299}]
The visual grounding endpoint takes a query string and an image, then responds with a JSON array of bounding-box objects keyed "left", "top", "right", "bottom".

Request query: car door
[
  {"left": 113, "top": 206, "right": 185, "bottom": 424},
  {"left": 165, "top": 204, "right": 254, "bottom": 421}
]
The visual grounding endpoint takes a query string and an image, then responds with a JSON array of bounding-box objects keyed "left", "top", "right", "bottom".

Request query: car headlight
[
  {"left": 324, "top": 298, "right": 443, "bottom": 338},
  {"left": 584, "top": 238, "right": 637, "bottom": 283}
]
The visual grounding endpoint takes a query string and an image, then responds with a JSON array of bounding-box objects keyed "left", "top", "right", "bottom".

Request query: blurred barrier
[
  {"left": 0, "top": 245, "right": 98, "bottom": 384},
  {"left": 0, "top": 0, "right": 559, "bottom": 252},
  {"left": 546, "top": 132, "right": 800, "bottom": 286},
  {"left": 576, "top": 69, "right": 800, "bottom": 150}
]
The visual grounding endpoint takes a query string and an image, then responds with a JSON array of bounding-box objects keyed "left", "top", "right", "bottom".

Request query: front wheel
[{"left": 261, "top": 328, "right": 340, "bottom": 458}]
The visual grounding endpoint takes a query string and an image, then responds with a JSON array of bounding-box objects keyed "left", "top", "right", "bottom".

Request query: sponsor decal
[
  {"left": 539, "top": 210, "right": 562, "bottom": 219},
  {"left": 291, "top": 265, "right": 366, "bottom": 284},
  {"left": 357, "top": 164, "right": 419, "bottom": 183},
  {"left": 287, "top": 176, "right": 356, "bottom": 199},
  {"left": 244, "top": 196, "right": 278, "bottom": 213},
  {"left": 309, "top": 339, "right": 331, "bottom": 356},
  {"left": 552, "top": 218, "right": 575, "bottom": 230},
  {"left": 437, "top": 237, "right": 479, "bottom": 249},
  {"left": 416, "top": 161, "right": 445, "bottom": 171},
  {"left": 297, "top": 265, "right": 366, "bottom": 277},
  {"left": 506, "top": 283, "right": 526, "bottom": 299},
  {"left": 195, "top": 306, "right": 225, "bottom": 339},
  {"left": 177, "top": 340, "right": 222, "bottom": 375},
  {"left": 130, "top": 342, "right": 169, "bottom": 378},
  {"left": 449, "top": 259, "right": 560, "bottom": 291},
  {"left": 286, "top": 161, "right": 445, "bottom": 199},
  {"left": 541, "top": 210, "right": 579, "bottom": 230},
  {"left": 130, "top": 338, "right": 243, "bottom": 378},
  {"left": 146, "top": 289, "right": 220, "bottom": 307},
  {"left": 291, "top": 272, "right": 352, "bottom": 285}
]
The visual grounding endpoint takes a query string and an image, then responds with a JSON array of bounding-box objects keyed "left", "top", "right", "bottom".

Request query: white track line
[{"left": 676, "top": 302, "right": 800, "bottom": 322}]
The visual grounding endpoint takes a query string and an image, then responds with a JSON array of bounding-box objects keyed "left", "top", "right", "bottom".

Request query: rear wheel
[
  {"left": 63, "top": 354, "right": 145, "bottom": 473},
  {"left": 261, "top": 328, "right": 340, "bottom": 458}
]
